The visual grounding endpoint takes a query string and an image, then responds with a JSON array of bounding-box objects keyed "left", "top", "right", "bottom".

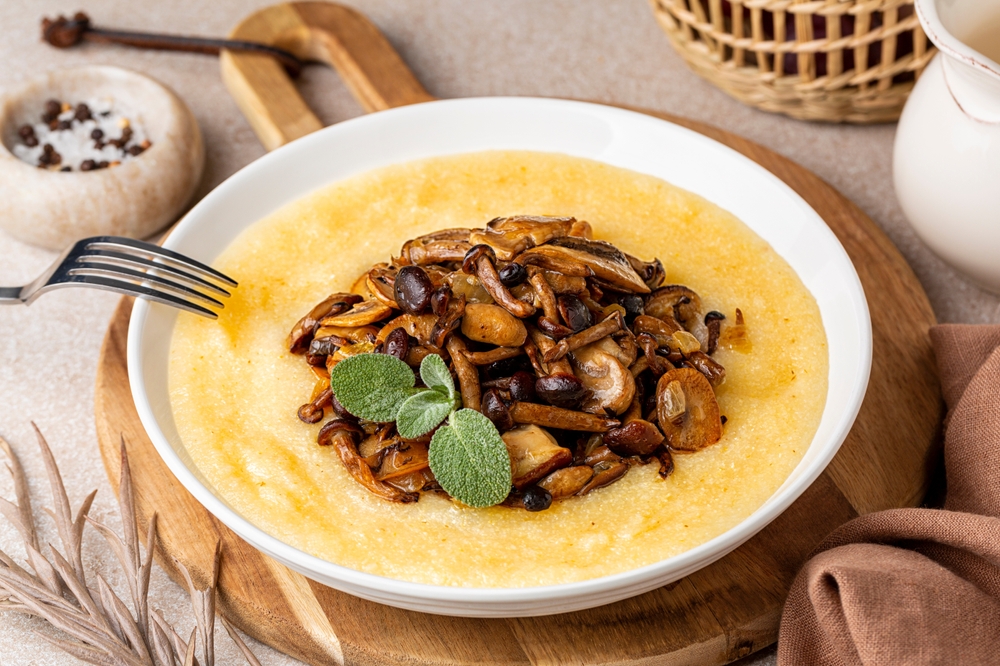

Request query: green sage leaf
[
  {"left": 396, "top": 390, "right": 454, "bottom": 439},
  {"left": 429, "top": 409, "right": 512, "bottom": 508},
  {"left": 420, "top": 353, "right": 456, "bottom": 400},
  {"left": 329, "top": 353, "right": 417, "bottom": 422}
]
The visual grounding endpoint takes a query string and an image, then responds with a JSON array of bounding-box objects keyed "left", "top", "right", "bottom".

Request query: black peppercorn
[
  {"left": 522, "top": 486, "right": 552, "bottom": 512},
  {"left": 58, "top": 119, "right": 72, "bottom": 131},
  {"left": 74, "top": 103, "right": 92, "bottom": 122},
  {"left": 17, "top": 124, "right": 34, "bottom": 139},
  {"left": 80, "top": 159, "right": 97, "bottom": 171},
  {"left": 42, "top": 99, "right": 61, "bottom": 122},
  {"left": 90, "top": 128, "right": 104, "bottom": 140}
]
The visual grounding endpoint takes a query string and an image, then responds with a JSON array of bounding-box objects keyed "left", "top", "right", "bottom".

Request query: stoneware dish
[
  {"left": 128, "top": 97, "right": 872, "bottom": 617},
  {"left": 0, "top": 65, "right": 204, "bottom": 250}
]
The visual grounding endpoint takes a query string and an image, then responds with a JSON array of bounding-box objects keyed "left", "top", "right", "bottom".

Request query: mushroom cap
[
  {"left": 656, "top": 367, "right": 723, "bottom": 452},
  {"left": 469, "top": 215, "right": 585, "bottom": 261},
  {"left": 460, "top": 303, "right": 528, "bottom": 347},
  {"left": 571, "top": 342, "right": 637, "bottom": 415},
  {"left": 518, "top": 237, "right": 650, "bottom": 294},
  {"left": 501, "top": 424, "right": 573, "bottom": 488}
]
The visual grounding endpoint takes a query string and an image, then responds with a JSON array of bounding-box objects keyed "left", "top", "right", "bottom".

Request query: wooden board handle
[{"left": 221, "top": 1, "right": 435, "bottom": 151}]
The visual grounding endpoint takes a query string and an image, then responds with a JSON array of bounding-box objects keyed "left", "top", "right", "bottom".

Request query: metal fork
[{"left": 0, "top": 236, "right": 237, "bottom": 319}]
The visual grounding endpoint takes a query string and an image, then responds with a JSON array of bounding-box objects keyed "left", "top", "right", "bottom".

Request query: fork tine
[
  {"left": 83, "top": 237, "right": 238, "bottom": 287},
  {"left": 67, "top": 265, "right": 225, "bottom": 309},
  {"left": 64, "top": 274, "right": 218, "bottom": 318},
  {"left": 75, "top": 250, "right": 232, "bottom": 297}
]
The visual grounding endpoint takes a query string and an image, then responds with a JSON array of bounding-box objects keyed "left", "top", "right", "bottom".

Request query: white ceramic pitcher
[{"left": 894, "top": 0, "right": 1000, "bottom": 292}]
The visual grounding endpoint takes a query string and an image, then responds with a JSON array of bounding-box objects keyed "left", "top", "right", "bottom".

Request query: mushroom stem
[
  {"left": 543, "top": 312, "right": 624, "bottom": 363},
  {"left": 509, "top": 402, "right": 619, "bottom": 432},
  {"left": 474, "top": 255, "right": 536, "bottom": 318},
  {"left": 464, "top": 346, "right": 525, "bottom": 366},
  {"left": 446, "top": 335, "right": 481, "bottom": 412},
  {"left": 321, "top": 424, "right": 418, "bottom": 503},
  {"left": 529, "top": 270, "right": 559, "bottom": 321}
]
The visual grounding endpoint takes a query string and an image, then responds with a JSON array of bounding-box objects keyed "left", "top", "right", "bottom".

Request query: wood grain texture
[{"left": 94, "top": 3, "right": 943, "bottom": 664}]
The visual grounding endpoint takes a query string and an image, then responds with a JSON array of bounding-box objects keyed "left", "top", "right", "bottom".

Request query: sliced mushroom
[
  {"left": 463, "top": 245, "right": 536, "bottom": 318},
  {"left": 464, "top": 345, "right": 525, "bottom": 366},
  {"left": 537, "top": 465, "right": 593, "bottom": 499},
  {"left": 704, "top": 311, "right": 725, "bottom": 355},
  {"left": 543, "top": 271, "right": 588, "bottom": 295},
  {"left": 469, "top": 215, "right": 590, "bottom": 261},
  {"left": 401, "top": 228, "right": 472, "bottom": 265},
  {"left": 366, "top": 264, "right": 399, "bottom": 309},
  {"left": 376, "top": 440, "right": 431, "bottom": 482},
  {"left": 685, "top": 351, "right": 726, "bottom": 386},
  {"left": 543, "top": 311, "right": 624, "bottom": 363},
  {"left": 656, "top": 448, "right": 675, "bottom": 479},
  {"left": 646, "top": 285, "right": 708, "bottom": 349},
  {"left": 320, "top": 300, "right": 393, "bottom": 328},
  {"left": 501, "top": 424, "right": 573, "bottom": 488},
  {"left": 318, "top": 420, "right": 418, "bottom": 503},
  {"left": 625, "top": 254, "right": 665, "bottom": 290},
  {"left": 508, "top": 402, "right": 619, "bottom": 432},
  {"left": 604, "top": 396, "right": 664, "bottom": 455},
  {"left": 430, "top": 293, "right": 466, "bottom": 348},
  {"left": 461, "top": 303, "right": 528, "bottom": 347},
  {"left": 656, "top": 368, "right": 723, "bottom": 452},
  {"left": 446, "top": 335, "right": 481, "bottom": 412},
  {"left": 288, "top": 293, "right": 363, "bottom": 353},
  {"left": 635, "top": 332, "right": 672, "bottom": 377},
  {"left": 517, "top": 237, "right": 650, "bottom": 294},
  {"left": 578, "top": 461, "right": 629, "bottom": 495},
  {"left": 633, "top": 314, "right": 682, "bottom": 344},
  {"left": 583, "top": 444, "right": 621, "bottom": 467},
  {"left": 570, "top": 342, "right": 636, "bottom": 415},
  {"left": 377, "top": 314, "right": 438, "bottom": 345}
]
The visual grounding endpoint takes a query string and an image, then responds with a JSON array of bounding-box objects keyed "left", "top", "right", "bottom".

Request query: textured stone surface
[{"left": 1, "top": 0, "right": 997, "bottom": 664}]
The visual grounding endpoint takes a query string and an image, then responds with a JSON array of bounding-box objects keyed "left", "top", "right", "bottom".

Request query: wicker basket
[{"left": 650, "top": 0, "right": 937, "bottom": 123}]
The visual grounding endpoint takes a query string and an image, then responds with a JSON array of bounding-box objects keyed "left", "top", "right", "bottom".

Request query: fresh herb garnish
[{"left": 328, "top": 352, "right": 512, "bottom": 507}]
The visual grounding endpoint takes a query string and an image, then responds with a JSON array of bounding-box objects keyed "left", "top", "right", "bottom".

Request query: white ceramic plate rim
[{"left": 127, "top": 97, "right": 872, "bottom": 616}]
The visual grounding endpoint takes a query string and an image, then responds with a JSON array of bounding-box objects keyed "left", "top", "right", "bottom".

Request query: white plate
[{"left": 128, "top": 97, "right": 871, "bottom": 617}]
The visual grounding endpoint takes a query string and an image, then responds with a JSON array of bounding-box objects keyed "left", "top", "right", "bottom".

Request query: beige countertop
[{"left": 1, "top": 0, "right": 997, "bottom": 664}]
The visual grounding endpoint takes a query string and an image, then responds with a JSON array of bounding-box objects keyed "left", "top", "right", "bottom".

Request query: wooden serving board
[{"left": 94, "top": 3, "right": 943, "bottom": 665}]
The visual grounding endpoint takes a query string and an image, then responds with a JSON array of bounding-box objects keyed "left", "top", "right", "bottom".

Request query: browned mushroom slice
[
  {"left": 544, "top": 311, "right": 624, "bottom": 363},
  {"left": 430, "top": 293, "right": 466, "bottom": 348},
  {"left": 501, "top": 425, "right": 574, "bottom": 489},
  {"left": 583, "top": 444, "right": 621, "bottom": 467},
  {"left": 385, "top": 468, "right": 437, "bottom": 493},
  {"left": 401, "top": 228, "right": 473, "bottom": 265},
  {"left": 570, "top": 341, "right": 636, "bottom": 415},
  {"left": 625, "top": 254, "right": 665, "bottom": 290},
  {"left": 645, "top": 285, "right": 709, "bottom": 349},
  {"left": 656, "top": 368, "right": 723, "bottom": 452},
  {"left": 633, "top": 314, "right": 682, "bottom": 344},
  {"left": 578, "top": 461, "right": 629, "bottom": 495},
  {"left": 320, "top": 300, "right": 393, "bottom": 328},
  {"left": 319, "top": 420, "right": 418, "bottom": 503},
  {"left": 704, "top": 311, "right": 725, "bottom": 355},
  {"left": 685, "top": 351, "right": 726, "bottom": 386},
  {"left": 543, "top": 271, "right": 588, "bottom": 295},
  {"left": 377, "top": 440, "right": 431, "bottom": 481},
  {"left": 464, "top": 345, "right": 525, "bottom": 366},
  {"left": 469, "top": 216, "right": 590, "bottom": 261},
  {"left": 313, "top": 324, "right": 380, "bottom": 345},
  {"left": 461, "top": 303, "right": 528, "bottom": 347},
  {"left": 604, "top": 420, "right": 665, "bottom": 456},
  {"left": 518, "top": 237, "right": 650, "bottom": 294},
  {"left": 366, "top": 264, "right": 399, "bottom": 309},
  {"left": 656, "top": 448, "right": 675, "bottom": 479},
  {"left": 446, "top": 336, "right": 481, "bottom": 412},
  {"left": 509, "top": 402, "right": 619, "bottom": 432},
  {"left": 464, "top": 245, "right": 536, "bottom": 318},
  {"left": 377, "top": 314, "right": 438, "bottom": 345},
  {"left": 289, "top": 293, "right": 363, "bottom": 353},
  {"left": 635, "top": 332, "right": 673, "bottom": 377},
  {"left": 537, "top": 465, "right": 594, "bottom": 499}
]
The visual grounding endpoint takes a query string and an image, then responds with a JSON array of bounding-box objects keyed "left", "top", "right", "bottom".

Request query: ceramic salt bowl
[{"left": 0, "top": 66, "right": 204, "bottom": 250}]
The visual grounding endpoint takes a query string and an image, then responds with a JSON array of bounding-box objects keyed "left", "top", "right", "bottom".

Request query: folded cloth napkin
[{"left": 778, "top": 324, "right": 1000, "bottom": 665}]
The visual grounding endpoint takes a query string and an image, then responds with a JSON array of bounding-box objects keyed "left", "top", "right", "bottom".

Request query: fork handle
[{"left": 0, "top": 287, "right": 23, "bottom": 304}]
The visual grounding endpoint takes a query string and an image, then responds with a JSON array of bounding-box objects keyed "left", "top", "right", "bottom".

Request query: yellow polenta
[{"left": 168, "top": 151, "right": 827, "bottom": 587}]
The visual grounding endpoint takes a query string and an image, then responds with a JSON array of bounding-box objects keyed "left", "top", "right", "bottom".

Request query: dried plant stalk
[{"left": 0, "top": 425, "right": 261, "bottom": 666}]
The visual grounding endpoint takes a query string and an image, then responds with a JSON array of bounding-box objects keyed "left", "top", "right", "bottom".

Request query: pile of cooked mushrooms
[{"left": 290, "top": 216, "right": 747, "bottom": 511}]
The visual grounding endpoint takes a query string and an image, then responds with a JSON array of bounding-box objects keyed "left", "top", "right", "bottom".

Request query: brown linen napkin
[{"left": 777, "top": 324, "right": 1000, "bottom": 665}]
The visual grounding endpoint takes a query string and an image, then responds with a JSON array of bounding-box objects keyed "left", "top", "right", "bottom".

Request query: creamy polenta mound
[{"left": 169, "top": 151, "right": 827, "bottom": 587}]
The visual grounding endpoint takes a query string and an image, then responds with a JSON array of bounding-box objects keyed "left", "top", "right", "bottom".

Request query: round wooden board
[{"left": 95, "top": 3, "right": 942, "bottom": 665}]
